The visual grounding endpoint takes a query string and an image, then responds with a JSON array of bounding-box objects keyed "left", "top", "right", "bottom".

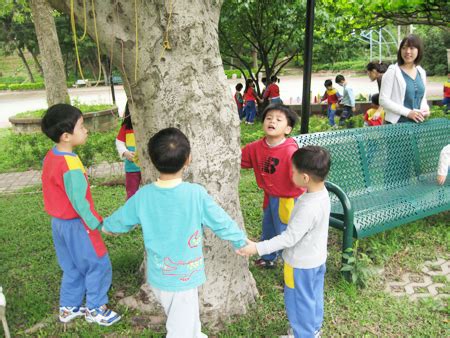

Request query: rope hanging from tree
[
  {"left": 70, "top": 0, "right": 104, "bottom": 86},
  {"left": 160, "top": 0, "right": 173, "bottom": 59}
]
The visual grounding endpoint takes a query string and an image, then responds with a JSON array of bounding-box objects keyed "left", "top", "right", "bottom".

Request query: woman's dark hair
[
  {"left": 244, "top": 79, "right": 254, "bottom": 93},
  {"left": 41, "top": 104, "right": 83, "bottom": 143},
  {"left": 397, "top": 34, "right": 423, "bottom": 65},
  {"left": 121, "top": 102, "right": 133, "bottom": 130},
  {"left": 235, "top": 83, "right": 243, "bottom": 91},
  {"left": 147, "top": 127, "right": 191, "bottom": 174},
  {"left": 366, "top": 61, "right": 389, "bottom": 74},
  {"left": 324, "top": 79, "right": 332, "bottom": 87},
  {"left": 261, "top": 104, "right": 297, "bottom": 129},
  {"left": 371, "top": 93, "right": 380, "bottom": 106},
  {"left": 292, "top": 146, "right": 331, "bottom": 181}
]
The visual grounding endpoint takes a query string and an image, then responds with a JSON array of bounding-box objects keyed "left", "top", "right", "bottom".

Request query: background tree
[
  {"left": 0, "top": 3, "right": 40, "bottom": 82},
  {"left": 319, "top": 0, "right": 450, "bottom": 33},
  {"left": 46, "top": 0, "right": 258, "bottom": 329},
  {"left": 29, "top": 0, "right": 69, "bottom": 106},
  {"left": 219, "top": 0, "right": 305, "bottom": 95}
]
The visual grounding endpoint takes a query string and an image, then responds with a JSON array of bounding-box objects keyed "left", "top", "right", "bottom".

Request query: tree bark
[
  {"left": 16, "top": 47, "right": 35, "bottom": 83},
  {"left": 47, "top": 0, "right": 257, "bottom": 330},
  {"left": 30, "top": 0, "right": 69, "bottom": 106}
]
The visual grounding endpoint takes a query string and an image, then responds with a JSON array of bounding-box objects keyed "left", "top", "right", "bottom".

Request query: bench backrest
[{"left": 293, "top": 119, "right": 450, "bottom": 198}]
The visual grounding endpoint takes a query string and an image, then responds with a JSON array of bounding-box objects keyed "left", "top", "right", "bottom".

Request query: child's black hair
[
  {"left": 261, "top": 77, "right": 267, "bottom": 85},
  {"left": 371, "top": 93, "right": 380, "bottom": 106},
  {"left": 292, "top": 146, "right": 331, "bottom": 182},
  {"left": 324, "top": 79, "right": 332, "bottom": 87},
  {"left": 235, "top": 83, "right": 243, "bottom": 91},
  {"left": 41, "top": 104, "right": 83, "bottom": 143},
  {"left": 121, "top": 102, "right": 133, "bottom": 130},
  {"left": 270, "top": 75, "right": 279, "bottom": 83},
  {"left": 335, "top": 74, "right": 345, "bottom": 84},
  {"left": 244, "top": 78, "right": 254, "bottom": 93},
  {"left": 261, "top": 104, "right": 298, "bottom": 129},
  {"left": 147, "top": 127, "right": 191, "bottom": 174},
  {"left": 366, "top": 61, "right": 389, "bottom": 74}
]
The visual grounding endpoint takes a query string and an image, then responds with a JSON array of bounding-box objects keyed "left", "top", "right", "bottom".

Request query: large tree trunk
[
  {"left": 16, "top": 47, "right": 35, "bottom": 83},
  {"left": 30, "top": 0, "right": 69, "bottom": 106},
  {"left": 47, "top": 0, "right": 258, "bottom": 330}
]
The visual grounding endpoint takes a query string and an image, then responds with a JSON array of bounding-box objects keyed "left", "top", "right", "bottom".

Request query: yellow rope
[
  {"left": 91, "top": 0, "right": 102, "bottom": 86},
  {"left": 159, "top": 0, "right": 173, "bottom": 59},
  {"left": 70, "top": 0, "right": 85, "bottom": 80},
  {"left": 134, "top": 0, "right": 139, "bottom": 82}
]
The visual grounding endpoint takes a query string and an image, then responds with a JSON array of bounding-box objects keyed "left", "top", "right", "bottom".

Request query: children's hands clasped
[
  {"left": 123, "top": 151, "right": 136, "bottom": 162},
  {"left": 236, "top": 239, "right": 258, "bottom": 257}
]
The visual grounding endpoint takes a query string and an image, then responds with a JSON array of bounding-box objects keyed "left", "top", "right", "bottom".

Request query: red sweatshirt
[
  {"left": 42, "top": 147, "right": 107, "bottom": 257},
  {"left": 241, "top": 137, "right": 305, "bottom": 208}
]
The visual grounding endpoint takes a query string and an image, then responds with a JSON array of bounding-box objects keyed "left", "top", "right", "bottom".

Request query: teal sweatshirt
[{"left": 103, "top": 182, "right": 247, "bottom": 292}]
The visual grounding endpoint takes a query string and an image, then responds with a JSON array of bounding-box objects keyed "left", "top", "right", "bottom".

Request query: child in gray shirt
[{"left": 238, "top": 146, "right": 331, "bottom": 338}]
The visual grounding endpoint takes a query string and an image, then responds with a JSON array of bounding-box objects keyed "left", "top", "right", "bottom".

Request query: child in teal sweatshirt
[{"left": 102, "top": 127, "right": 247, "bottom": 337}]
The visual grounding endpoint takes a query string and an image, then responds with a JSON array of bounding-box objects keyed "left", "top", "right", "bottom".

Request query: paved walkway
[
  {"left": 0, "top": 162, "right": 123, "bottom": 193},
  {"left": 385, "top": 257, "right": 449, "bottom": 301}
]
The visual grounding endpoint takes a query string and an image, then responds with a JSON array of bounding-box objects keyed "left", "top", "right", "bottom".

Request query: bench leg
[{"left": 342, "top": 222, "right": 354, "bottom": 282}]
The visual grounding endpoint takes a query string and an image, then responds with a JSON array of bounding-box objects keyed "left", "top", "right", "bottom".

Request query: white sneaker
[
  {"left": 85, "top": 305, "right": 121, "bottom": 326},
  {"left": 59, "top": 306, "right": 86, "bottom": 323}
]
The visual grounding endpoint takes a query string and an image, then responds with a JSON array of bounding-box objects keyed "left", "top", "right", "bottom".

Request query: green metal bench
[{"left": 293, "top": 118, "right": 450, "bottom": 274}]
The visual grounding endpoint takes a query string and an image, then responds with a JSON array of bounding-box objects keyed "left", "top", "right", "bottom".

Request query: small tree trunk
[
  {"left": 17, "top": 47, "right": 35, "bottom": 83},
  {"left": 30, "top": 51, "right": 44, "bottom": 76},
  {"left": 30, "top": 0, "right": 69, "bottom": 106}
]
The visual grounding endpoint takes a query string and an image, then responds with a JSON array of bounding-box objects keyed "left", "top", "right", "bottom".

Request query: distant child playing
[
  {"left": 241, "top": 104, "right": 305, "bottom": 268},
  {"left": 101, "top": 127, "right": 248, "bottom": 337},
  {"left": 335, "top": 74, "right": 356, "bottom": 126},
  {"left": 41, "top": 104, "right": 120, "bottom": 326},
  {"left": 443, "top": 72, "right": 450, "bottom": 114},
  {"left": 116, "top": 102, "right": 141, "bottom": 199},
  {"left": 264, "top": 75, "right": 283, "bottom": 104},
  {"left": 234, "top": 83, "right": 245, "bottom": 120},
  {"left": 243, "top": 79, "right": 262, "bottom": 124},
  {"left": 363, "top": 93, "right": 385, "bottom": 126},
  {"left": 238, "top": 146, "right": 331, "bottom": 338},
  {"left": 320, "top": 79, "right": 341, "bottom": 127}
]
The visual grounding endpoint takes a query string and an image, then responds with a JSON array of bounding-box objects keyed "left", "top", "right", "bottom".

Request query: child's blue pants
[
  {"left": 284, "top": 263, "right": 326, "bottom": 338},
  {"left": 51, "top": 217, "right": 112, "bottom": 309},
  {"left": 327, "top": 105, "right": 336, "bottom": 126},
  {"left": 244, "top": 100, "right": 257, "bottom": 123},
  {"left": 260, "top": 196, "right": 294, "bottom": 261}
]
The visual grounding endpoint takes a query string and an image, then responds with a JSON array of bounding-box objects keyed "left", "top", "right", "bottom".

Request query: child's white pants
[{"left": 151, "top": 286, "right": 207, "bottom": 338}]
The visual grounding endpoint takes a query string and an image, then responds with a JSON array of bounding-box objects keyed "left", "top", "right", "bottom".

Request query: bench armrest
[
  {"left": 325, "top": 181, "right": 354, "bottom": 230},
  {"left": 325, "top": 181, "right": 352, "bottom": 214}
]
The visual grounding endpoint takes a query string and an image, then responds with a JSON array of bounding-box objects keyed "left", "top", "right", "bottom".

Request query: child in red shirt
[
  {"left": 263, "top": 76, "right": 283, "bottom": 104},
  {"left": 41, "top": 104, "right": 120, "bottom": 326},
  {"left": 243, "top": 79, "right": 262, "bottom": 124},
  {"left": 241, "top": 104, "right": 305, "bottom": 268},
  {"left": 320, "top": 79, "right": 341, "bottom": 127}
]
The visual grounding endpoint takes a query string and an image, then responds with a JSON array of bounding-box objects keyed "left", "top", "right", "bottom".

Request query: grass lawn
[
  {"left": 1, "top": 172, "right": 448, "bottom": 336},
  {"left": 1, "top": 113, "right": 449, "bottom": 336}
]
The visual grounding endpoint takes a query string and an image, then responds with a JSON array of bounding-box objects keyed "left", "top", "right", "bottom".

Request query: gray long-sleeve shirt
[{"left": 256, "top": 187, "right": 331, "bottom": 269}]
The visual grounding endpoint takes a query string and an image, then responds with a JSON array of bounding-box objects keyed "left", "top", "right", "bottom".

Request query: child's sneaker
[
  {"left": 85, "top": 305, "right": 121, "bottom": 326},
  {"left": 254, "top": 258, "right": 276, "bottom": 269},
  {"left": 59, "top": 306, "right": 86, "bottom": 323}
]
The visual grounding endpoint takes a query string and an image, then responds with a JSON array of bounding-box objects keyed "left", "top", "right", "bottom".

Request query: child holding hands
[
  {"left": 102, "top": 127, "right": 248, "bottom": 337},
  {"left": 239, "top": 146, "right": 331, "bottom": 338}
]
